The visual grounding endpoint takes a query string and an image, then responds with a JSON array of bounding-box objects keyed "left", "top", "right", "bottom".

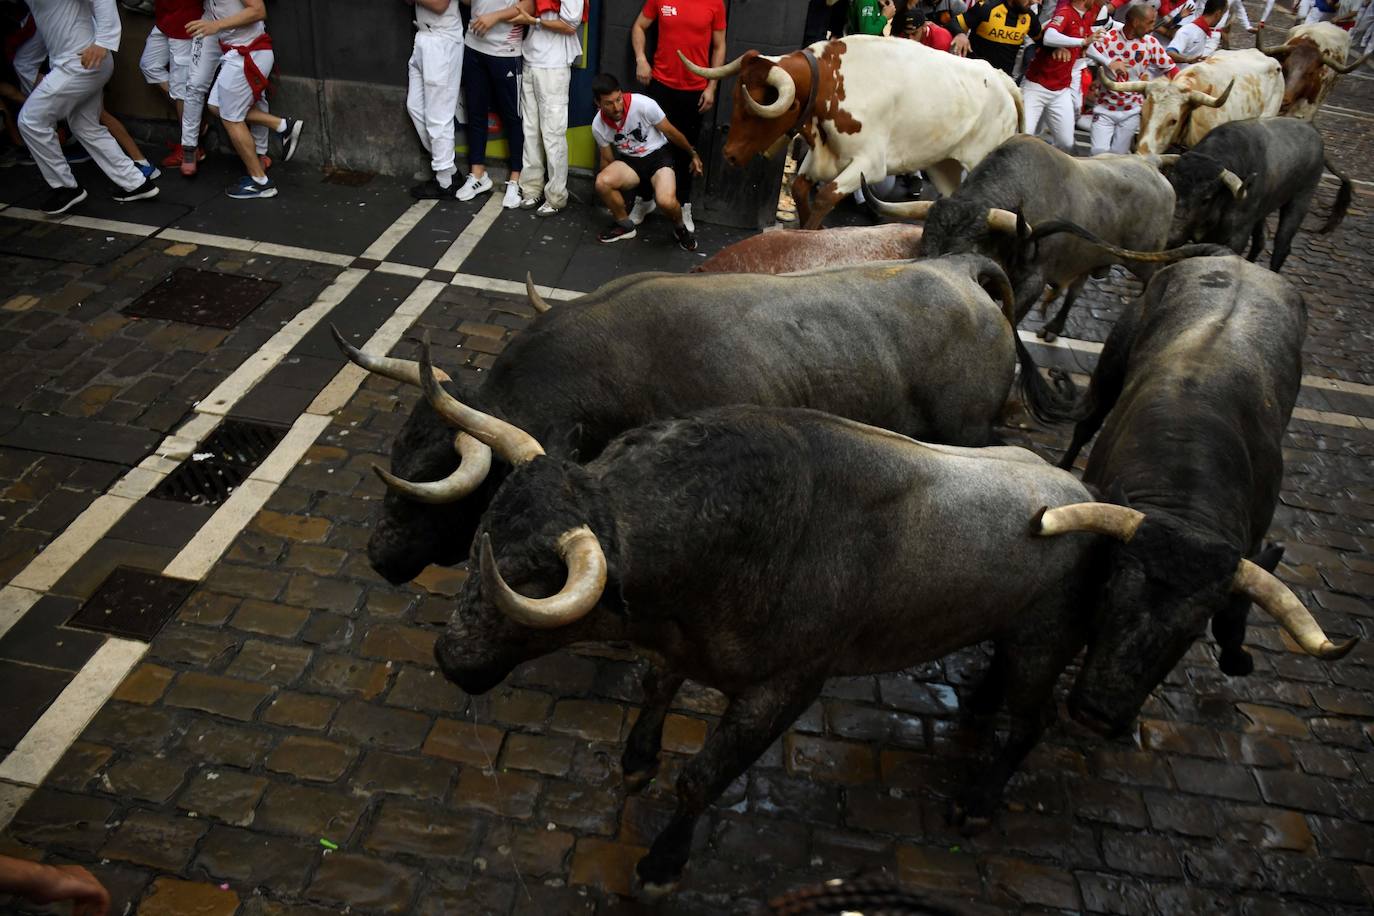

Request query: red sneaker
[
  {"left": 259, "top": 155, "right": 273, "bottom": 171},
  {"left": 160, "top": 143, "right": 183, "bottom": 168},
  {"left": 180, "top": 149, "right": 198, "bottom": 178}
]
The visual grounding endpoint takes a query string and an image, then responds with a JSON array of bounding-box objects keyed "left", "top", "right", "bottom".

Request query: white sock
[
  {"left": 134, "top": 159, "right": 150, "bottom": 168},
  {"left": 252, "top": 174, "right": 268, "bottom": 185},
  {"left": 276, "top": 118, "right": 288, "bottom": 133},
  {"left": 437, "top": 168, "right": 455, "bottom": 189}
]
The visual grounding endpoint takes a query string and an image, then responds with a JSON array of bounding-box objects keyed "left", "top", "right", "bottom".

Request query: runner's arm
[
  {"left": 632, "top": 12, "right": 655, "bottom": 83},
  {"left": 91, "top": 0, "right": 122, "bottom": 51},
  {"left": 188, "top": 0, "right": 266, "bottom": 38}
]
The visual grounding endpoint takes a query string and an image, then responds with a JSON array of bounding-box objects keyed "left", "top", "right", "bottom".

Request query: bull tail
[
  {"left": 1015, "top": 334, "right": 1079, "bottom": 426},
  {"left": 1321, "top": 155, "right": 1353, "bottom": 234},
  {"left": 1028, "top": 219, "right": 1230, "bottom": 266}
]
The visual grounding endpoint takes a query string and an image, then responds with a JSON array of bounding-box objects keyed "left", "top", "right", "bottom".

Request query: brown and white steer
[
  {"left": 1105, "top": 49, "right": 1283, "bottom": 154},
  {"left": 692, "top": 224, "right": 923, "bottom": 274},
  {"left": 683, "top": 35, "right": 1022, "bottom": 229},
  {"left": 1256, "top": 22, "right": 1371, "bottom": 121}
]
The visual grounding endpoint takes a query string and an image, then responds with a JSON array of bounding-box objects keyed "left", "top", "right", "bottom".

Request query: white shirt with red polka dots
[{"left": 1091, "top": 32, "right": 1178, "bottom": 112}]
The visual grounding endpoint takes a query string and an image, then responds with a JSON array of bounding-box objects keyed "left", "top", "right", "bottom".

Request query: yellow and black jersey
[{"left": 965, "top": 1, "right": 1042, "bottom": 74}]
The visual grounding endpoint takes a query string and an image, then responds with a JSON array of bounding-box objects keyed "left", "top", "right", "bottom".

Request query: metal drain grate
[
  {"left": 150, "top": 419, "right": 287, "bottom": 506},
  {"left": 68, "top": 567, "right": 195, "bottom": 641},
  {"left": 322, "top": 167, "right": 375, "bottom": 187},
  {"left": 125, "top": 268, "right": 281, "bottom": 329}
]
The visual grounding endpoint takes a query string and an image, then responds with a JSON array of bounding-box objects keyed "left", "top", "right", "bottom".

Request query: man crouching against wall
[{"left": 591, "top": 72, "right": 701, "bottom": 249}]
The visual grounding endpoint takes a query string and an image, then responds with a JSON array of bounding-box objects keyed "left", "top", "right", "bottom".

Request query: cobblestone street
[{"left": 1, "top": 11, "right": 1373, "bottom": 915}]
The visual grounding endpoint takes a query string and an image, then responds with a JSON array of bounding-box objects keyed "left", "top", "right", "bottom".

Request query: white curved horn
[
  {"left": 331, "top": 324, "right": 450, "bottom": 386},
  {"left": 418, "top": 336, "right": 544, "bottom": 465},
  {"left": 1218, "top": 169, "right": 1245, "bottom": 199},
  {"left": 373, "top": 432, "right": 493, "bottom": 504},
  {"left": 525, "top": 272, "right": 552, "bottom": 313},
  {"left": 1100, "top": 72, "right": 1151, "bottom": 93},
  {"left": 742, "top": 63, "right": 797, "bottom": 119},
  {"left": 677, "top": 49, "right": 744, "bottom": 81},
  {"left": 1030, "top": 503, "right": 1146, "bottom": 542},
  {"left": 987, "top": 208, "right": 1028, "bottom": 236},
  {"left": 1232, "top": 560, "right": 1358, "bottom": 660},
  {"left": 481, "top": 527, "right": 608, "bottom": 628}
]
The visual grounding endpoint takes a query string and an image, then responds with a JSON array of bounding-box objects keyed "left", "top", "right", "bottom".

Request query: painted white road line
[
  {"left": 436, "top": 194, "right": 505, "bottom": 273},
  {"left": 0, "top": 638, "right": 147, "bottom": 789},
  {"left": 0, "top": 586, "right": 43, "bottom": 643},
  {"left": 1018, "top": 329, "right": 1104, "bottom": 354},
  {"left": 0, "top": 779, "right": 34, "bottom": 834},
  {"left": 196, "top": 268, "right": 369, "bottom": 415},
  {"left": 362, "top": 199, "right": 437, "bottom": 262},
  {"left": 0, "top": 207, "right": 161, "bottom": 237},
  {"left": 376, "top": 261, "right": 431, "bottom": 279},
  {"left": 162, "top": 479, "right": 277, "bottom": 581},
  {"left": 252, "top": 241, "right": 355, "bottom": 267},
  {"left": 1301, "top": 374, "right": 1374, "bottom": 399},
  {"left": 158, "top": 227, "right": 259, "bottom": 253},
  {"left": 7, "top": 494, "right": 141, "bottom": 595},
  {"left": 249, "top": 414, "right": 334, "bottom": 484}
]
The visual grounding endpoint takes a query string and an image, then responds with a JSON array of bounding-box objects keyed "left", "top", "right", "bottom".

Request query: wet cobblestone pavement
[{"left": 1, "top": 10, "right": 1372, "bottom": 915}]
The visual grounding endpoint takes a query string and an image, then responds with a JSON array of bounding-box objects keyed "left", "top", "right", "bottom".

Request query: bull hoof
[
  {"left": 948, "top": 795, "right": 995, "bottom": 834},
  {"left": 1038, "top": 327, "right": 1059, "bottom": 343},
  {"left": 634, "top": 860, "right": 682, "bottom": 901},
  {"left": 1218, "top": 647, "right": 1255, "bottom": 677},
  {"left": 621, "top": 761, "right": 660, "bottom": 793}
]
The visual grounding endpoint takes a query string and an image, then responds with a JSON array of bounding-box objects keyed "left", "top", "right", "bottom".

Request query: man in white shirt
[
  {"left": 403, "top": 0, "right": 465, "bottom": 199},
  {"left": 590, "top": 72, "right": 702, "bottom": 249},
  {"left": 190, "top": 0, "right": 305, "bottom": 199},
  {"left": 456, "top": 0, "right": 525, "bottom": 206},
  {"left": 515, "top": 0, "right": 584, "bottom": 216},
  {"left": 1166, "top": 0, "right": 1227, "bottom": 63},
  {"left": 18, "top": 0, "right": 159, "bottom": 214}
]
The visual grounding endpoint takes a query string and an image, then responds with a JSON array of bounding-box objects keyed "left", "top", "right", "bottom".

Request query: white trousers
[
  {"left": 18, "top": 56, "right": 144, "bottom": 191},
  {"left": 13, "top": 30, "right": 45, "bottom": 95},
  {"left": 142, "top": 29, "right": 220, "bottom": 145},
  {"left": 518, "top": 65, "right": 571, "bottom": 208},
  {"left": 1090, "top": 107, "right": 1140, "bottom": 154},
  {"left": 406, "top": 32, "right": 464, "bottom": 176},
  {"left": 1022, "top": 79, "right": 1076, "bottom": 152},
  {"left": 210, "top": 48, "right": 273, "bottom": 155}
]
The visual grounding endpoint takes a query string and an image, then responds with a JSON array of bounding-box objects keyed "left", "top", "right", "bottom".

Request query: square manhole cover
[
  {"left": 68, "top": 567, "right": 195, "bottom": 641},
  {"left": 125, "top": 268, "right": 281, "bottom": 329},
  {"left": 150, "top": 418, "right": 288, "bottom": 506}
]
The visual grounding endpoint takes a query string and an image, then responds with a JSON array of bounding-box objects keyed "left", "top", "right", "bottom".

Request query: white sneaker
[
  {"left": 501, "top": 180, "right": 522, "bottom": 209},
  {"left": 681, "top": 202, "right": 695, "bottom": 234},
  {"left": 455, "top": 172, "right": 493, "bottom": 201},
  {"left": 535, "top": 201, "right": 562, "bottom": 217},
  {"left": 629, "top": 197, "right": 656, "bottom": 226}
]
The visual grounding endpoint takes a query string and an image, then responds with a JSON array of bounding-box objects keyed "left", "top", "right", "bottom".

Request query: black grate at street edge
[
  {"left": 150, "top": 419, "right": 287, "bottom": 506},
  {"left": 322, "top": 167, "right": 375, "bottom": 187},
  {"left": 124, "top": 267, "right": 281, "bottom": 329},
  {"left": 68, "top": 567, "right": 195, "bottom": 641}
]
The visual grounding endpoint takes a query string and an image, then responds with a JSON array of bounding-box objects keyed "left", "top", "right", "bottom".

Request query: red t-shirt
[
  {"left": 156, "top": 0, "right": 203, "bottom": 41},
  {"left": 642, "top": 0, "right": 728, "bottom": 92},
  {"left": 1024, "top": 1, "right": 1093, "bottom": 91},
  {"left": 920, "top": 22, "right": 954, "bottom": 52}
]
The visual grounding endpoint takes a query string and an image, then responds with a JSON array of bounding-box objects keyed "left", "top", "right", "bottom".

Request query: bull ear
[{"left": 1252, "top": 542, "right": 1285, "bottom": 573}]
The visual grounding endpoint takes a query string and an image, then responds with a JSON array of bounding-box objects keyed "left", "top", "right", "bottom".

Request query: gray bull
[
  {"left": 417, "top": 365, "right": 1349, "bottom": 894},
  {"left": 1046, "top": 233, "right": 1358, "bottom": 731},
  {"left": 342, "top": 255, "right": 1065, "bottom": 584},
  {"left": 863, "top": 134, "right": 1176, "bottom": 343}
]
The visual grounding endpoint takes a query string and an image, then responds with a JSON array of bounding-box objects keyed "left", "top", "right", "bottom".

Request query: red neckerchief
[
  {"left": 609, "top": 93, "right": 633, "bottom": 134},
  {"left": 1190, "top": 15, "right": 1214, "bottom": 35},
  {"left": 220, "top": 32, "right": 274, "bottom": 105}
]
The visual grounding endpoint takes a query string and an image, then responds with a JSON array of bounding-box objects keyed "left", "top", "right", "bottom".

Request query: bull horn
[
  {"left": 1027, "top": 219, "right": 1230, "bottom": 264},
  {"left": 1030, "top": 503, "right": 1146, "bottom": 542},
  {"left": 525, "top": 272, "right": 552, "bottom": 313},
  {"left": 742, "top": 63, "right": 797, "bottom": 119},
  {"left": 1099, "top": 71, "right": 1151, "bottom": 93},
  {"left": 372, "top": 432, "right": 492, "bottom": 504},
  {"left": 1218, "top": 168, "right": 1246, "bottom": 199},
  {"left": 331, "top": 324, "right": 451, "bottom": 386},
  {"left": 678, "top": 49, "right": 744, "bottom": 81},
  {"left": 1254, "top": 28, "right": 1291, "bottom": 59},
  {"left": 987, "top": 208, "right": 1026, "bottom": 235},
  {"left": 481, "top": 527, "right": 607, "bottom": 628},
  {"left": 1188, "top": 79, "right": 1234, "bottom": 109},
  {"left": 1323, "top": 50, "right": 1373, "bottom": 74},
  {"left": 1152, "top": 154, "right": 1182, "bottom": 170},
  {"left": 1232, "top": 560, "right": 1358, "bottom": 660},
  {"left": 860, "top": 174, "right": 934, "bottom": 220},
  {"left": 418, "top": 335, "right": 545, "bottom": 465}
]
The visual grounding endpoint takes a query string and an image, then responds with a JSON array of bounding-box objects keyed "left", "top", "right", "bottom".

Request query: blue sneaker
[
  {"left": 279, "top": 117, "right": 304, "bottom": 162},
  {"left": 226, "top": 175, "right": 278, "bottom": 199},
  {"left": 137, "top": 162, "right": 161, "bottom": 181}
]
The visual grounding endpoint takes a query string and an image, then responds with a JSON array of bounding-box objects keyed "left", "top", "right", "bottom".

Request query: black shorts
[{"left": 617, "top": 146, "right": 675, "bottom": 199}]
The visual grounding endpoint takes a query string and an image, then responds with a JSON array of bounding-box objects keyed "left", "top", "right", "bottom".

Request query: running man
[
  {"left": 1087, "top": 2, "right": 1176, "bottom": 153},
  {"left": 19, "top": 0, "right": 159, "bottom": 214},
  {"left": 1021, "top": 0, "right": 1106, "bottom": 151},
  {"left": 140, "top": 0, "right": 220, "bottom": 176},
  {"left": 404, "top": 0, "right": 465, "bottom": 199},
  {"left": 189, "top": 0, "right": 304, "bottom": 199},
  {"left": 591, "top": 72, "right": 702, "bottom": 250}
]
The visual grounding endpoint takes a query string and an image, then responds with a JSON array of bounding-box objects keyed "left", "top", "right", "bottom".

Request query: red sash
[
  {"left": 534, "top": 0, "right": 589, "bottom": 23},
  {"left": 221, "top": 32, "right": 274, "bottom": 105}
]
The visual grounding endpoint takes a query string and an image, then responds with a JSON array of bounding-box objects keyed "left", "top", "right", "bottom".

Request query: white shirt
[
  {"left": 522, "top": 0, "right": 583, "bottom": 68},
  {"left": 465, "top": 0, "right": 522, "bottom": 56},
  {"left": 592, "top": 93, "right": 668, "bottom": 158},
  {"left": 1167, "top": 20, "right": 1211, "bottom": 60},
  {"left": 29, "top": 0, "right": 120, "bottom": 65},
  {"left": 203, "top": 0, "right": 267, "bottom": 47},
  {"left": 416, "top": 0, "right": 464, "bottom": 40}
]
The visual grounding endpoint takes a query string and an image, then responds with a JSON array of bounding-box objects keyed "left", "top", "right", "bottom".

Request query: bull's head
[
  {"left": 1154, "top": 152, "right": 1246, "bottom": 246},
  {"left": 1032, "top": 503, "right": 1356, "bottom": 736},
  {"left": 395, "top": 346, "right": 615, "bottom": 695},
  {"left": 333, "top": 286, "right": 553, "bottom": 583},
  {"left": 1103, "top": 74, "right": 1234, "bottom": 155},
  {"left": 680, "top": 49, "right": 803, "bottom": 166},
  {"left": 1256, "top": 30, "right": 1372, "bottom": 112}
]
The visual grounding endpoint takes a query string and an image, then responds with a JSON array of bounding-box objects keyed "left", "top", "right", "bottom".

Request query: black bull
[{"left": 342, "top": 255, "right": 1069, "bottom": 585}]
